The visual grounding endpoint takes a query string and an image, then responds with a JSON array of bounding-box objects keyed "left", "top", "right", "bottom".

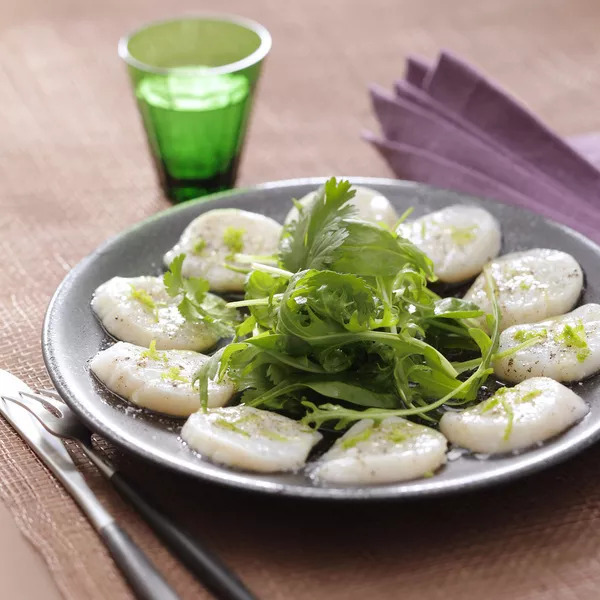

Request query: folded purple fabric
[
  {"left": 370, "top": 85, "right": 581, "bottom": 207},
  {"left": 365, "top": 133, "right": 599, "bottom": 242},
  {"left": 391, "top": 78, "right": 575, "bottom": 198},
  {"left": 424, "top": 52, "right": 600, "bottom": 204},
  {"left": 404, "top": 56, "right": 429, "bottom": 89},
  {"left": 366, "top": 51, "right": 600, "bottom": 242},
  {"left": 569, "top": 132, "right": 600, "bottom": 169}
]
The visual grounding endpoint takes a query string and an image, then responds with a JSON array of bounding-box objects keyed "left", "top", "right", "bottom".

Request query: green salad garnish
[
  {"left": 173, "top": 177, "right": 502, "bottom": 432},
  {"left": 555, "top": 319, "right": 590, "bottom": 363}
]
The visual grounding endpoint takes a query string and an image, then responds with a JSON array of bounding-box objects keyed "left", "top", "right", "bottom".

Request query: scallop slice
[
  {"left": 494, "top": 304, "right": 600, "bottom": 383},
  {"left": 164, "top": 209, "right": 282, "bottom": 293},
  {"left": 90, "top": 341, "right": 234, "bottom": 417},
  {"left": 464, "top": 249, "right": 583, "bottom": 331},
  {"left": 396, "top": 205, "right": 501, "bottom": 283},
  {"left": 440, "top": 378, "right": 588, "bottom": 454},
  {"left": 181, "top": 405, "right": 322, "bottom": 472},
  {"left": 284, "top": 185, "right": 399, "bottom": 228},
  {"left": 312, "top": 417, "right": 447, "bottom": 485},
  {"left": 92, "top": 275, "right": 220, "bottom": 351}
]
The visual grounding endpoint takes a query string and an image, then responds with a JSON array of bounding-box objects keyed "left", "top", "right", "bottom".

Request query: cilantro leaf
[
  {"left": 163, "top": 253, "right": 185, "bottom": 297},
  {"left": 331, "top": 220, "right": 435, "bottom": 280},
  {"left": 163, "top": 253, "right": 239, "bottom": 337},
  {"left": 279, "top": 177, "right": 357, "bottom": 272}
]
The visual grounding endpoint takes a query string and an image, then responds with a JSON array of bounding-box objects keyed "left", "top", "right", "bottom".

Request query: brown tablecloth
[{"left": 2, "top": 0, "right": 600, "bottom": 598}]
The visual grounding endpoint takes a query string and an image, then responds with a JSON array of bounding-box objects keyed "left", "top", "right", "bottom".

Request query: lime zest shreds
[
  {"left": 554, "top": 319, "right": 591, "bottom": 363},
  {"left": 229, "top": 413, "right": 297, "bottom": 443},
  {"left": 261, "top": 429, "right": 289, "bottom": 442},
  {"left": 140, "top": 340, "right": 167, "bottom": 363},
  {"left": 214, "top": 417, "right": 250, "bottom": 437},
  {"left": 476, "top": 386, "right": 541, "bottom": 441},
  {"left": 223, "top": 226, "right": 245, "bottom": 256},
  {"left": 386, "top": 428, "right": 407, "bottom": 444},
  {"left": 129, "top": 285, "right": 156, "bottom": 310},
  {"left": 448, "top": 225, "right": 477, "bottom": 246},
  {"left": 501, "top": 398, "right": 514, "bottom": 441},
  {"left": 474, "top": 387, "right": 513, "bottom": 439},
  {"left": 129, "top": 285, "right": 159, "bottom": 321},
  {"left": 192, "top": 238, "right": 207, "bottom": 254},
  {"left": 577, "top": 347, "right": 591, "bottom": 363},
  {"left": 520, "top": 389, "right": 542, "bottom": 403},
  {"left": 341, "top": 425, "right": 374, "bottom": 449},
  {"left": 514, "top": 328, "right": 547, "bottom": 343},
  {"left": 479, "top": 397, "right": 500, "bottom": 414},
  {"left": 160, "top": 366, "right": 189, "bottom": 383}
]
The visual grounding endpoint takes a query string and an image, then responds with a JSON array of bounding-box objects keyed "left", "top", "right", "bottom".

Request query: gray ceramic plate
[{"left": 42, "top": 177, "right": 600, "bottom": 500}]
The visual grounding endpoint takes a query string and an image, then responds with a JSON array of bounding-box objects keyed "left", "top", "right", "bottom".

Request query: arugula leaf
[
  {"left": 279, "top": 177, "right": 357, "bottom": 272},
  {"left": 245, "top": 375, "right": 398, "bottom": 410}
]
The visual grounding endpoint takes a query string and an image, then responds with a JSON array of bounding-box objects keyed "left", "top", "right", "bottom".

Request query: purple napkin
[
  {"left": 404, "top": 56, "right": 429, "bottom": 88},
  {"left": 569, "top": 132, "right": 600, "bottom": 168},
  {"left": 366, "top": 51, "right": 600, "bottom": 241}
]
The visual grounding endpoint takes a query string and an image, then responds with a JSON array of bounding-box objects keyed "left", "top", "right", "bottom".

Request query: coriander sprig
[{"left": 163, "top": 254, "right": 239, "bottom": 337}]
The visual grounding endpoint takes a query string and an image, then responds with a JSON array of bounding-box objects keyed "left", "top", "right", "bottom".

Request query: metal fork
[{"left": 3, "top": 389, "right": 256, "bottom": 600}]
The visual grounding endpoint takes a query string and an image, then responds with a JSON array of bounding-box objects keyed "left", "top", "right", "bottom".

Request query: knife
[{"left": 0, "top": 369, "right": 180, "bottom": 600}]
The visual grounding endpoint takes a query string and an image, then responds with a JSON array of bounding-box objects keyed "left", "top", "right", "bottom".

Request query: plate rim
[{"left": 42, "top": 176, "right": 600, "bottom": 500}]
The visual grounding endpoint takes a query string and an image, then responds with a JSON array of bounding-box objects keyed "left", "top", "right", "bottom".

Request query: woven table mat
[{"left": 2, "top": 0, "right": 600, "bottom": 598}]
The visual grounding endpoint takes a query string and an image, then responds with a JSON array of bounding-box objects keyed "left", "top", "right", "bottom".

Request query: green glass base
[{"left": 160, "top": 159, "right": 239, "bottom": 203}]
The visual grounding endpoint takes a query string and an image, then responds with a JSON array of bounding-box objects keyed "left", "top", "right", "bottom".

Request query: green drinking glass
[{"left": 119, "top": 15, "right": 271, "bottom": 203}]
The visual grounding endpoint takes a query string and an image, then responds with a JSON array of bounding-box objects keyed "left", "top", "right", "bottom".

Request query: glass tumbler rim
[{"left": 118, "top": 13, "right": 272, "bottom": 76}]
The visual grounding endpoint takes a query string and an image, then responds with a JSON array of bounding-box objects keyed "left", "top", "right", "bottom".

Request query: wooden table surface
[{"left": 2, "top": 0, "right": 600, "bottom": 598}]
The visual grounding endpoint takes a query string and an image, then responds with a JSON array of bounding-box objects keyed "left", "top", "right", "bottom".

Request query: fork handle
[
  {"left": 100, "top": 521, "right": 180, "bottom": 600},
  {"left": 110, "top": 472, "right": 257, "bottom": 600}
]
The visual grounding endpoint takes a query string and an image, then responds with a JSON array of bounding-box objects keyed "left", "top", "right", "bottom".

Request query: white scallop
[
  {"left": 440, "top": 377, "right": 588, "bottom": 454},
  {"left": 181, "top": 405, "right": 322, "bottom": 472},
  {"left": 396, "top": 205, "right": 501, "bottom": 283},
  {"left": 92, "top": 275, "right": 219, "bottom": 351},
  {"left": 311, "top": 417, "right": 447, "bottom": 485},
  {"left": 164, "top": 209, "right": 282, "bottom": 293},
  {"left": 494, "top": 304, "right": 600, "bottom": 383},
  {"left": 90, "top": 341, "right": 234, "bottom": 417},
  {"left": 284, "top": 186, "right": 399, "bottom": 228},
  {"left": 464, "top": 249, "right": 583, "bottom": 331}
]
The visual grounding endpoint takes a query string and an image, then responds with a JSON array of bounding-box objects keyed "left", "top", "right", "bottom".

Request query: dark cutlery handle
[
  {"left": 110, "top": 472, "right": 257, "bottom": 600},
  {"left": 100, "top": 521, "right": 180, "bottom": 600}
]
